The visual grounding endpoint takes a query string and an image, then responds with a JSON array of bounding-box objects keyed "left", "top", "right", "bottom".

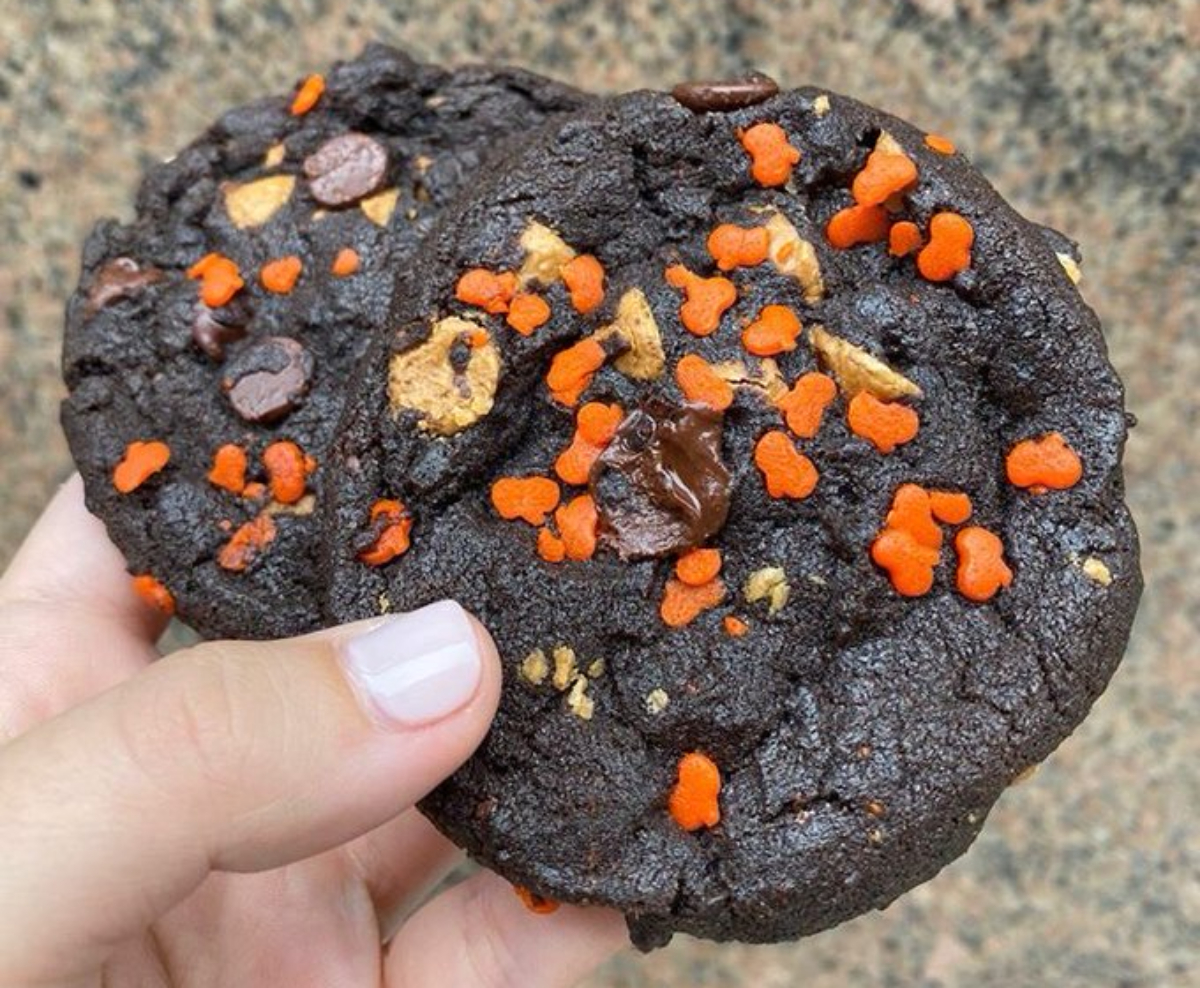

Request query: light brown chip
[
  {"left": 518, "top": 221, "right": 577, "bottom": 287},
  {"left": 597, "top": 288, "right": 665, "bottom": 380},
  {"left": 808, "top": 325, "right": 922, "bottom": 401},
  {"left": 361, "top": 188, "right": 400, "bottom": 226},
  {"left": 744, "top": 566, "right": 790, "bottom": 614},
  {"left": 763, "top": 211, "right": 825, "bottom": 302},
  {"left": 711, "top": 357, "right": 788, "bottom": 402},
  {"left": 224, "top": 175, "right": 296, "bottom": 228}
]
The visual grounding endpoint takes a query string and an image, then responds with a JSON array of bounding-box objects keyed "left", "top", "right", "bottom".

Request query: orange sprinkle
[
  {"left": 707, "top": 223, "right": 770, "bottom": 271},
  {"left": 207, "top": 443, "right": 248, "bottom": 495},
  {"left": 513, "top": 886, "right": 560, "bottom": 915},
  {"left": 826, "top": 204, "right": 890, "bottom": 249},
  {"left": 741, "top": 304, "right": 802, "bottom": 356},
  {"left": 262, "top": 440, "right": 310, "bottom": 505},
  {"left": 955, "top": 526, "right": 1013, "bottom": 602},
  {"left": 455, "top": 268, "right": 518, "bottom": 314},
  {"left": 467, "top": 328, "right": 490, "bottom": 348},
  {"left": 871, "top": 528, "right": 940, "bottom": 597},
  {"left": 537, "top": 527, "right": 566, "bottom": 563},
  {"left": 888, "top": 220, "right": 923, "bottom": 257},
  {"left": 131, "top": 574, "right": 175, "bottom": 616},
  {"left": 668, "top": 752, "right": 722, "bottom": 831},
  {"left": 560, "top": 254, "right": 606, "bottom": 314},
  {"left": 1005, "top": 432, "right": 1083, "bottom": 492},
  {"left": 358, "top": 499, "right": 413, "bottom": 566},
  {"left": 490, "top": 476, "right": 561, "bottom": 525},
  {"left": 886, "top": 484, "right": 942, "bottom": 550},
  {"left": 660, "top": 577, "right": 726, "bottom": 628},
  {"left": 738, "top": 122, "right": 801, "bottom": 187},
  {"left": 929, "top": 490, "right": 973, "bottom": 525},
  {"left": 776, "top": 372, "right": 837, "bottom": 439},
  {"left": 260, "top": 255, "right": 302, "bottom": 294},
  {"left": 722, "top": 615, "right": 749, "bottom": 637},
  {"left": 852, "top": 146, "right": 918, "bottom": 206},
  {"left": 187, "top": 252, "right": 244, "bottom": 308},
  {"left": 754, "top": 431, "right": 819, "bottom": 500},
  {"left": 555, "top": 494, "right": 598, "bottom": 561},
  {"left": 506, "top": 292, "right": 552, "bottom": 335},
  {"left": 331, "top": 247, "right": 360, "bottom": 276},
  {"left": 916, "top": 211, "right": 974, "bottom": 282},
  {"left": 290, "top": 73, "right": 325, "bottom": 116},
  {"left": 847, "top": 392, "right": 920, "bottom": 453},
  {"left": 217, "top": 513, "right": 277, "bottom": 572},
  {"left": 554, "top": 402, "right": 623, "bottom": 486},
  {"left": 546, "top": 337, "right": 607, "bottom": 406},
  {"left": 242, "top": 481, "right": 267, "bottom": 501},
  {"left": 676, "top": 547, "right": 722, "bottom": 587},
  {"left": 113, "top": 440, "right": 170, "bottom": 494},
  {"left": 665, "top": 265, "right": 737, "bottom": 337},
  {"left": 925, "top": 133, "right": 956, "bottom": 155},
  {"left": 675, "top": 354, "right": 734, "bottom": 411}
]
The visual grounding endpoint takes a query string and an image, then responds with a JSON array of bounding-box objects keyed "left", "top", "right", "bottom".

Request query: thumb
[{"left": 0, "top": 600, "right": 500, "bottom": 982}]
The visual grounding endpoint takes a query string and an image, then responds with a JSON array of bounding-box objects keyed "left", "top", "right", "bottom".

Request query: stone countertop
[{"left": 1, "top": 2, "right": 1197, "bottom": 985}]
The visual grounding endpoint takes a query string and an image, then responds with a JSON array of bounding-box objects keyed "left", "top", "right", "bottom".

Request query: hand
[{"left": 0, "top": 475, "right": 625, "bottom": 987}]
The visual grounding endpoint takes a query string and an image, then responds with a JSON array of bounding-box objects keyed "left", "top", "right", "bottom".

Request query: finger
[
  {"left": 0, "top": 601, "right": 500, "bottom": 987},
  {"left": 386, "top": 870, "right": 628, "bottom": 988},
  {"left": 0, "top": 475, "right": 166, "bottom": 738}
]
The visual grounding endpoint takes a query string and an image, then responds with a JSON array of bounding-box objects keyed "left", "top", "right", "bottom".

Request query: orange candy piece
[
  {"left": 668, "top": 752, "right": 722, "bottom": 831},
  {"left": 929, "top": 490, "right": 973, "bottom": 525},
  {"left": 455, "top": 268, "right": 518, "bottom": 314},
  {"left": 924, "top": 133, "right": 956, "bottom": 155},
  {"left": 675, "top": 354, "right": 734, "bottom": 411},
  {"left": 536, "top": 527, "right": 566, "bottom": 563},
  {"left": 331, "top": 247, "right": 360, "bottom": 276},
  {"left": 739, "top": 122, "right": 801, "bottom": 187},
  {"left": 131, "top": 574, "right": 175, "bottom": 615},
  {"left": 560, "top": 254, "right": 606, "bottom": 314},
  {"left": 491, "top": 476, "right": 561, "bottom": 525},
  {"left": 513, "top": 886, "right": 559, "bottom": 915},
  {"left": 506, "top": 293, "right": 552, "bottom": 335},
  {"left": 954, "top": 526, "right": 1013, "bottom": 602},
  {"left": 217, "top": 514, "right": 277, "bottom": 572},
  {"left": 358, "top": 499, "right": 413, "bottom": 566},
  {"left": 207, "top": 443, "right": 248, "bottom": 495},
  {"left": 754, "top": 430, "right": 819, "bottom": 500},
  {"left": 554, "top": 402, "right": 623, "bottom": 485},
  {"left": 262, "top": 440, "right": 312, "bottom": 505},
  {"left": 886, "top": 484, "right": 942, "bottom": 550},
  {"left": 260, "top": 255, "right": 302, "bottom": 294},
  {"left": 916, "top": 211, "right": 974, "bottom": 282},
  {"left": 826, "top": 204, "right": 890, "bottom": 249},
  {"left": 871, "top": 528, "right": 940, "bottom": 597},
  {"left": 741, "top": 304, "right": 802, "bottom": 356},
  {"left": 660, "top": 577, "right": 726, "bottom": 628},
  {"left": 665, "top": 265, "right": 737, "bottom": 337},
  {"left": 290, "top": 73, "right": 325, "bottom": 116},
  {"left": 776, "top": 372, "right": 837, "bottom": 439},
  {"left": 847, "top": 392, "right": 920, "bottom": 454},
  {"left": 676, "top": 547, "right": 722, "bottom": 587},
  {"left": 546, "top": 337, "right": 607, "bottom": 406},
  {"left": 722, "top": 615, "right": 749, "bottom": 637},
  {"left": 1005, "top": 432, "right": 1083, "bottom": 492},
  {"left": 555, "top": 494, "right": 599, "bottom": 561},
  {"left": 187, "top": 253, "right": 244, "bottom": 308},
  {"left": 888, "top": 220, "right": 923, "bottom": 257},
  {"left": 113, "top": 440, "right": 170, "bottom": 493},
  {"left": 852, "top": 146, "right": 918, "bottom": 206},
  {"left": 707, "top": 223, "right": 770, "bottom": 271}
]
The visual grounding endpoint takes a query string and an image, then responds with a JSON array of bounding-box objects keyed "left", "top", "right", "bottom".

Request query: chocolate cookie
[
  {"left": 61, "top": 45, "right": 587, "bottom": 639},
  {"left": 324, "top": 84, "right": 1141, "bottom": 947}
]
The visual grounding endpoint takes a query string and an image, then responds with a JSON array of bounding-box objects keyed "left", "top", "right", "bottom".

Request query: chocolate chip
[
  {"left": 592, "top": 401, "right": 731, "bottom": 559},
  {"left": 671, "top": 72, "right": 780, "bottom": 113},
  {"left": 191, "top": 296, "right": 252, "bottom": 360},
  {"left": 303, "top": 132, "right": 388, "bottom": 207},
  {"left": 221, "top": 337, "right": 314, "bottom": 423},
  {"left": 85, "top": 257, "right": 164, "bottom": 316}
]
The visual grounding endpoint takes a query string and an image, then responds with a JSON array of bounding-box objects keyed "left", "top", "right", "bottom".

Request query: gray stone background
[{"left": 1, "top": 1, "right": 1196, "bottom": 984}]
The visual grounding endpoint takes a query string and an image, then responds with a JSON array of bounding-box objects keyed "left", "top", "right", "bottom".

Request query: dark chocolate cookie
[
  {"left": 62, "top": 45, "right": 587, "bottom": 639},
  {"left": 324, "top": 85, "right": 1141, "bottom": 947}
]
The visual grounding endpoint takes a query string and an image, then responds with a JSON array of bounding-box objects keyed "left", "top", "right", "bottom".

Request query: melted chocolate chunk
[
  {"left": 591, "top": 401, "right": 731, "bottom": 559},
  {"left": 191, "top": 296, "right": 252, "bottom": 360},
  {"left": 85, "top": 257, "right": 164, "bottom": 316},
  {"left": 303, "top": 132, "right": 389, "bottom": 207},
  {"left": 221, "top": 336, "right": 314, "bottom": 423},
  {"left": 671, "top": 72, "right": 779, "bottom": 113}
]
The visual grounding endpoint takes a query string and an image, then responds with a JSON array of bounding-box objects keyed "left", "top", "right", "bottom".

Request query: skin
[{"left": 0, "top": 474, "right": 626, "bottom": 988}]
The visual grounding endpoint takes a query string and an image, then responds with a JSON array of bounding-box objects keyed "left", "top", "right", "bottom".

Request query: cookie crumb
[
  {"left": 867, "top": 827, "right": 885, "bottom": 846},
  {"left": 520, "top": 648, "right": 549, "bottom": 686},
  {"left": 812, "top": 94, "right": 831, "bottom": 116},
  {"left": 865, "top": 799, "right": 886, "bottom": 818},
  {"left": 1056, "top": 252, "right": 1083, "bottom": 285},
  {"left": 744, "top": 566, "right": 791, "bottom": 614},
  {"left": 567, "top": 675, "right": 595, "bottom": 720},
  {"left": 378, "top": 592, "right": 392, "bottom": 614},
  {"left": 1081, "top": 556, "right": 1113, "bottom": 586},
  {"left": 586, "top": 658, "right": 606, "bottom": 678},
  {"left": 645, "top": 688, "right": 670, "bottom": 715},
  {"left": 1011, "top": 764, "right": 1039, "bottom": 786},
  {"left": 552, "top": 645, "right": 578, "bottom": 691}
]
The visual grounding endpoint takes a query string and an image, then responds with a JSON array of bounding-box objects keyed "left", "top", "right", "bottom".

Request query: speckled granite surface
[{"left": 1, "top": 2, "right": 1196, "bottom": 984}]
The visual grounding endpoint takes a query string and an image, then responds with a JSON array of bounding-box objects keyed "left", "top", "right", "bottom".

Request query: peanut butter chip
[
  {"left": 263, "top": 493, "right": 316, "bottom": 517},
  {"left": 520, "top": 649, "right": 550, "bottom": 685},
  {"left": 812, "top": 95, "right": 831, "bottom": 117},
  {"left": 1056, "top": 252, "right": 1083, "bottom": 285},
  {"left": 224, "top": 175, "right": 296, "bottom": 229},
  {"left": 263, "top": 143, "right": 286, "bottom": 168},
  {"left": 1080, "top": 556, "right": 1113, "bottom": 586},
  {"left": 567, "top": 676, "right": 595, "bottom": 720},
  {"left": 645, "top": 689, "right": 670, "bottom": 714},
  {"left": 808, "top": 325, "right": 922, "bottom": 401},
  {"left": 744, "top": 566, "right": 790, "bottom": 614},
  {"left": 551, "top": 646, "right": 578, "bottom": 691},
  {"left": 597, "top": 288, "right": 666, "bottom": 380},
  {"left": 763, "top": 211, "right": 825, "bottom": 302},
  {"left": 387, "top": 316, "right": 500, "bottom": 435},
  {"left": 518, "top": 221, "right": 577, "bottom": 287},
  {"left": 360, "top": 188, "right": 400, "bottom": 226}
]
